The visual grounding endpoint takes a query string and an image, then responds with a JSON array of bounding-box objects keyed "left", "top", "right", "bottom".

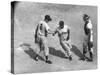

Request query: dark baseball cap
[
  {"left": 83, "top": 14, "right": 90, "bottom": 19},
  {"left": 59, "top": 21, "right": 64, "bottom": 25},
  {"left": 45, "top": 15, "right": 52, "bottom": 21}
]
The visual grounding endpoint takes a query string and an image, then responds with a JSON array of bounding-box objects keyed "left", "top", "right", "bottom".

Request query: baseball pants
[
  {"left": 36, "top": 35, "right": 49, "bottom": 56},
  {"left": 60, "top": 40, "right": 72, "bottom": 57}
]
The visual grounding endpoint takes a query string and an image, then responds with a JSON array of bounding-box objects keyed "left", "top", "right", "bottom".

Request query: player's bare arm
[{"left": 52, "top": 28, "right": 58, "bottom": 36}]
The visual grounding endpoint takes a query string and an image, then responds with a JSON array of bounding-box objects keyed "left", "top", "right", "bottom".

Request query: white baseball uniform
[
  {"left": 83, "top": 20, "right": 93, "bottom": 53},
  {"left": 35, "top": 21, "right": 50, "bottom": 56},
  {"left": 54, "top": 25, "right": 72, "bottom": 57}
]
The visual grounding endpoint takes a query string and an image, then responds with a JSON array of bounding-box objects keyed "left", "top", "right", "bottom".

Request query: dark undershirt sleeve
[{"left": 67, "top": 29, "right": 70, "bottom": 40}]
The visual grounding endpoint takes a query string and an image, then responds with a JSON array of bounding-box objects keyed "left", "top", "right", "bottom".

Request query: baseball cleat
[
  {"left": 65, "top": 56, "right": 69, "bottom": 59},
  {"left": 45, "top": 60, "right": 52, "bottom": 64},
  {"left": 34, "top": 55, "right": 39, "bottom": 61},
  {"left": 87, "top": 58, "right": 93, "bottom": 62},
  {"left": 68, "top": 56, "right": 72, "bottom": 61}
]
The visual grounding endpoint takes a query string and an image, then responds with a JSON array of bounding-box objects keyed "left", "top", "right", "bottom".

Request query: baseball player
[
  {"left": 34, "top": 15, "right": 52, "bottom": 64},
  {"left": 52, "top": 21, "right": 72, "bottom": 61},
  {"left": 82, "top": 14, "right": 93, "bottom": 61}
]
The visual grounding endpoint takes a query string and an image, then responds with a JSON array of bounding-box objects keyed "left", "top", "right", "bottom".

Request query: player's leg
[
  {"left": 65, "top": 41, "right": 72, "bottom": 56},
  {"left": 60, "top": 41, "right": 72, "bottom": 61},
  {"left": 82, "top": 43, "right": 87, "bottom": 60},
  {"left": 66, "top": 42, "right": 72, "bottom": 60},
  {"left": 89, "top": 48, "right": 93, "bottom": 61},
  {"left": 42, "top": 37, "right": 52, "bottom": 64},
  {"left": 82, "top": 36, "right": 89, "bottom": 61},
  {"left": 35, "top": 38, "right": 42, "bottom": 61},
  {"left": 34, "top": 43, "right": 40, "bottom": 61},
  {"left": 44, "top": 47, "right": 52, "bottom": 64},
  {"left": 88, "top": 41, "right": 93, "bottom": 61}
]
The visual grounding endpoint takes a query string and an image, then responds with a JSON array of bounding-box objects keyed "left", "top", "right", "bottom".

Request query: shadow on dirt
[
  {"left": 22, "top": 43, "right": 45, "bottom": 61},
  {"left": 24, "top": 47, "right": 45, "bottom": 61},
  {"left": 23, "top": 43, "right": 84, "bottom": 61},
  {"left": 49, "top": 45, "right": 84, "bottom": 59},
  {"left": 71, "top": 45, "right": 84, "bottom": 59},
  {"left": 49, "top": 47, "right": 65, "bottom": 58}
]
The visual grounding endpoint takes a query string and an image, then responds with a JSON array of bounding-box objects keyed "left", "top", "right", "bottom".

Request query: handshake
[
  {"left": 47, "top": 30, "right": 56, "bottom": 36},
  {"left": 48, "top": 32, "right": 55, "bottom": 36}
]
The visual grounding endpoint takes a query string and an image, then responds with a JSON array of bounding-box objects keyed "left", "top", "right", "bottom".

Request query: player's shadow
[
  {"left": 71, "top": 45, "right": 84, "bottom": 59},
  {"left": 24, "top": 47, "right": 45, "bottom": 61},
  {"left": 49, "top": 45, "right": 84, "bottom": 59},
  {"left": 49, "top": 47, "right": 65, "bottom": 58},
  {"left": 22, "top": 43, "right": 45, "bottom": 61}
]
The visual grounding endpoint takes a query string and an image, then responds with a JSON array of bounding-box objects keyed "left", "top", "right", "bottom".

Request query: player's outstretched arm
[
  {"left": 52, "top": 30, "right": 57, "bottom": 36},
  {"left": 52, "top": 28, "right": 58, "bottom": 36},
  {"left": 47, "top": 29, "right": 54, "bottom": 34}
]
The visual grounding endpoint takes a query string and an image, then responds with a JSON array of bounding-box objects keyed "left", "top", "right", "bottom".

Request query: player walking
[
  {"left": 34, "top": 15, "right": 52, "bottom": 64},
  {"left": 53, "top": 21, "right": 72, "bottom": 61}
]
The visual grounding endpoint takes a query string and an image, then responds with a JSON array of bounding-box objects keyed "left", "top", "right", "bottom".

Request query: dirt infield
[{"left": 13, "top": 2, "right": 97, "bottom": 74}]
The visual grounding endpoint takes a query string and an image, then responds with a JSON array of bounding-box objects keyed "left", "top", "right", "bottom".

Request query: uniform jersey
[
  {"left": 35, "top": 21, "right": 50, "bottom": 43},
  {"left": 34, "top": 21, "right": 51, "bottom": 58},
  {"left": 84, "top": 20, "right": 93, "bottom": 34},
  {"left": 54, "top": 25, "right": 72, "bottom": 57},
  {"left": 56, "top": 25, "right": 70, "bottom": 41},
  {"left": 84, "top": 20, "right": 93, "bottom": 42},
  {"left": 37, "top": 21, "right": 50, "bottom": 37}
]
